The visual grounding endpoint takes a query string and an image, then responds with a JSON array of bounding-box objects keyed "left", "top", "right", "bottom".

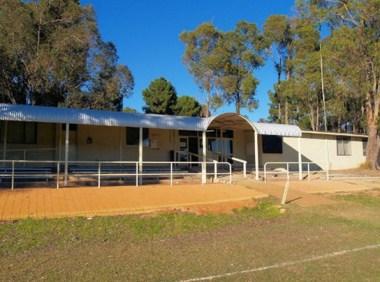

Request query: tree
[
  {"left": 123, "top": 107, "right": 137, "bottom": 113},
  {"left": 82, "top": 41, "right": 134, "bottom": 111},
  {"left": 180, "top": 23, "right": 222, "bottom": 117},
  {"left": 264, "top": 15, "right": 294, "bottom": 123},
  {"left": 173, "top": 96, "right": 202, "bottom": 117},
  {"left": 0, "top": 0, "right": 134, "bottom": 111},
  {"left": 181, "top": 21, "right": 264, "bottom": 115},
  {"left": 142, "top": 77, "right": 177, "bottom": 114},
  {"left": 215, "top": 21, "right": 264, "bottom": 114},
  {"left": 305, "top": 0, "right": 380, "bottom": 168}
]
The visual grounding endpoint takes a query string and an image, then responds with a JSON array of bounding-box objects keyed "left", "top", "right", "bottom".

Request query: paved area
[
  {"left": 0, "top": 184, "right": 267, "bottom": 220},
  {"left": 241, "top": 178, "right": 380, "bottom": 207}
]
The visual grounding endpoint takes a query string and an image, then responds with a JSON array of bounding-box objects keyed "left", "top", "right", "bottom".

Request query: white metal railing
[
  {"left": 0, "top": 148, "right": 56, "bottom": 161},
  {"left": 231, "top": 157, "right": 247, "bottom": 178},
  {"left": 0, "top": 160, "right": 232, "bottom": 190},
  {"left": 263, "top": 161, "right": 329, "bottom": 183}
]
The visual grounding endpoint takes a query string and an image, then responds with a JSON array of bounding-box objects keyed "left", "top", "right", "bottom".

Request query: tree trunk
[
  {"left": 235, "top": 93, "right": 241, "bottom": 114},
  {"left": 284, "top": 100, "right": 288, "bottom": 124},
  {"left": 366, "top": 120, "right": 379, "bottom": 169}
]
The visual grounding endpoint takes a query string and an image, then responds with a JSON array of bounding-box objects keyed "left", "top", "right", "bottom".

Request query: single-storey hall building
[{"left": 0, "top": 103, "right": 368, "bottom": 186}]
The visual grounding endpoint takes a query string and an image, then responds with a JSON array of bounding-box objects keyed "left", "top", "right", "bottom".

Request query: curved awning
[{"left": 206, "top": 113, "right": 302, "bottom": 137}]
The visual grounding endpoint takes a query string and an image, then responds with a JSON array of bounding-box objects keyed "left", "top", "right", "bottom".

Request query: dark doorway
[{"left": 188, "top": 137, "right": 199, "bottom": 162}]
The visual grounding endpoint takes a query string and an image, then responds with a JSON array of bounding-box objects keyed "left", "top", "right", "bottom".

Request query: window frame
[
  {"left": 336, "top": 136, "right": 352, "bottom": 156},
  {"left": 5, "top": 121, "right": 37, "bottom": 145}
]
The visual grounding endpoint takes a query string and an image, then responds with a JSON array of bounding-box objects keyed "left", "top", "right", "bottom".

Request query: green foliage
[
  {"left": 0, "top": 0, "right": 134, "bottom": 111},
  {"left": 142, "top": 77, "right": 177, "bottom": 114},
  {"left": 181, "top": 21, "right": 264, "bottom": 114},
  {"left": 123, "top": 107, "right": 137, "bottom": 113},
  {"left": 173, "top": 96, "right": 202, "bottom": 117}
]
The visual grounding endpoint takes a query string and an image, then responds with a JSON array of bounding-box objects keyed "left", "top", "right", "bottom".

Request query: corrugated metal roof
[
  {"left": 251, "top": 122, "right": 302, "bottom": 137},
  {"left": 0, "top": 103, "right": 302, "bottom": 137},
  {"left": 0, "top": 103, "right": 207, "bottom": 131}
]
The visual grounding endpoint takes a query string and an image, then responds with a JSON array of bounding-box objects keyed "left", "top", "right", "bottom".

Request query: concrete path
[{"left": 0, "top": 184, "right": 267, "bottom": 221}]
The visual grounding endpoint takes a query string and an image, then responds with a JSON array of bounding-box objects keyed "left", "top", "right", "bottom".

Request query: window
[
  {"left": 126, "top": 127, "right": 149, "bottom": 146},
  {"left": 362, "top": 139, "right": 368, "bottom": 156},
  {"left": 336, "top": 136, "right": 351, "bottom": 156},
  {"left": 7, "top": 121, "right": 37, "bottom": 144},
  {"left": 262, "top": 135, "right": 283, "bottom": 154}
]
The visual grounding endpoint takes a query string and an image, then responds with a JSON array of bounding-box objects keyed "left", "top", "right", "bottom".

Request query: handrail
[
  {"left": 0, "top": 147, "right": 56, "bottom": 161},
  {"left": 0, "top": 160, "right": 232, "bottom": 190},
  {"left": 231, "top": 157, "right": 247, "bottom": 178},
  {"left": 263, "top": 161, "right": 329, "bottom": 183}
]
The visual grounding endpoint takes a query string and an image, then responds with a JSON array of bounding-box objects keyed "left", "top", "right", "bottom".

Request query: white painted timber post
[
  {"left": 139, "top": 127, "right": 143, "bottom": 185},
  {"left": 254, "top": 131, "right": 259, "bottom": 180},
  {"left": 297, "top": 137, "right": 302, "bottom": 180},
  {"left": 202, "top": 130, "right": 207, "bottom": 184},
  {"left": 325, "top": 138, "right": 330, "bottom": 181},
  {"left": 2, "top": 121, "right": 7, "bottom": 161},
  {"left": 64, "top": 122, "right": 69, "bottom": 186}
]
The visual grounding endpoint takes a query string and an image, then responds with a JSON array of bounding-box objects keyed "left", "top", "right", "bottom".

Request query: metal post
[
  {"left": 135, "top": 162, "right": 138, "bottom": 187},
  {"left": 213, "top": 160, "right": 217, "bottom": 181},
  {"left": 325, "top": 138, "right": 330, "bottom": 181},
  {"left": 202, "top": 130, "right": 207, "bottom": 184},
  {"left": 243, "top": 161, "right": 247, "bottom": 178},
  {"left": 139, "top": 127, "right": 143, "bottom": 185},
  {"left": 11, "top": 160, "right": 14, "bottom": 190},
  {"left": 286, "top": 163, "right": 290, "bottom": 180},
  {"left": 56, "top": 161, "right": 60, "bottom": 189},
  {"left": 264, "top": 163, "right": 267, "bottom": 184},
  {"left": 281, "top": 179, "right": 290, "bottom": 206},
  {"left": 307, "top": 162, "right": 310, "bottom": 181},
  {"left": 170, "top": 162, "right": 173, "bottom": 186},
  {"left": 64, "top": 122, "right": 69, "bottom": 186},
  {"left": 297, "top": 137, "right": 302, "bottom": 180},
  {"left": 254, "top": 131, "right": 259, "bottom": 180},
  {"left": 97, "top": 162, "right": 101, "bottom": 188},
  {"left": 2, "top": 121, "right": 7, "bottom": 161},
  {"left": 229, "top": 163, "right": 232, "bottom": 184}
]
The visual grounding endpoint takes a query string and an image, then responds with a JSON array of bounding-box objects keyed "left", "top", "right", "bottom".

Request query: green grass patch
[
  {"left": 0, "top": 199, "right": 281, "bottom": 256},
  {"left": 335, "top": 193, "right": 380, "bottom": 208}
]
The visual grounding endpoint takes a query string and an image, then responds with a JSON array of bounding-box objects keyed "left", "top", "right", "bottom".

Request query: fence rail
[
  {"left": 263, "top": 161, "right": 329, "bottom": 182},
  {"left": 0, "top": 160, "right": 232, "bottom": 190}
]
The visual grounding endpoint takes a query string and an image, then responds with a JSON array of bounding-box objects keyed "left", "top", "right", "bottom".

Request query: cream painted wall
[
  {"left": 259, "top": 133, "right": 367, "bottom": 170},
  {"left": 1, "top": 121, "right": 367, "bottom": 170}
]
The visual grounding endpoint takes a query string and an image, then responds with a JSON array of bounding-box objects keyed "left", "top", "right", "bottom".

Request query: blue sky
[{"left": 80, "top": 0, "right": 295, "bottom": 121}]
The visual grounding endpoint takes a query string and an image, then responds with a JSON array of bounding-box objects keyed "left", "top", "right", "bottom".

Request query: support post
[
  {"left": 213, "top": 160, "right": 217, "bottom": 182},
  {"left": 325, "top": 138, "right": 330, "bottom": 180},
  {"left": 170, "top": 162, "right": 173, "bottom": 186},
  {"left": 297, "top": 137, "right": 302, "bottom": 180},
  {"left": 202, "top": 130, "right": 207, "bottom": 184},
  {"left": 64, "top": 122, "right": 69, "bottom": 186},
  {"left": 254, "top": 131, "right": 259, "bottom": 180},
  {"left": 2, "top": 121, "right": 7, "bottom": 161},
  {"left": 139, "top": 127, "right": 143, "bottom": 185}
]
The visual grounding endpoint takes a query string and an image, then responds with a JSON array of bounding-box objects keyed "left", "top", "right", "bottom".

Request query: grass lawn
[{"left": 1, "top": 192, "right": 380, "bottom": 281}]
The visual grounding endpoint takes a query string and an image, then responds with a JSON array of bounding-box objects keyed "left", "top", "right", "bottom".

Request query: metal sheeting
[
  {"left": 0, "top": 103, "right": 302, "bottom": 136},
  {"left": 0, "top": 103, "right": 207, "bottom": 131},
  {"left": 251, "top": 122, "right": 302, "bottom": 137}
]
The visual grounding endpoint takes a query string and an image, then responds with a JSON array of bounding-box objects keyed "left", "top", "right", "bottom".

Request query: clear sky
[{"left": 80, "top": 0, "right": 295, "bottom": 121}]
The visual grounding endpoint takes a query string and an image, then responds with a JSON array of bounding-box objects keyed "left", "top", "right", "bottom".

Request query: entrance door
[{"left": 188, "top": 137, "right": 199, "bottom": 162}]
